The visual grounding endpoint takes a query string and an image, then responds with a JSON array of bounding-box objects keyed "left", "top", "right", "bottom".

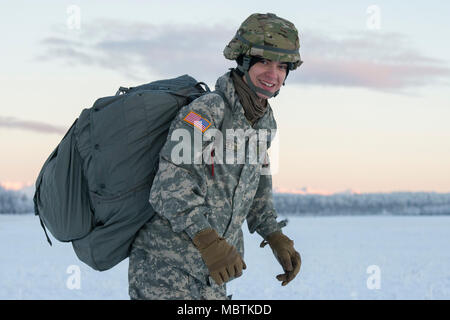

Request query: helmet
[{"left": 224, "top": 13, "right": 302, "bottom": 70}]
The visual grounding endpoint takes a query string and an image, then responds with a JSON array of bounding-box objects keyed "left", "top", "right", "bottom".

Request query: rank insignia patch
[{"left": 183, "top": 111, "right": 211, "bottom": 133}]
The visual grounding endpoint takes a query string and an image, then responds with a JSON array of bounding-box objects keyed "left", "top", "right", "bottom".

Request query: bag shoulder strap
[{"left": 213, "top": 90, "right": 233, "bottom": 132}]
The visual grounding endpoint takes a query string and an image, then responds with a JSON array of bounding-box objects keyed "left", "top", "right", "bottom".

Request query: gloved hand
[
  {"left": 193, "top": 228, "right": 246, "bottom": 285},
  {"left": 261, "top": 231, "right": 301, "bottom": 286}
]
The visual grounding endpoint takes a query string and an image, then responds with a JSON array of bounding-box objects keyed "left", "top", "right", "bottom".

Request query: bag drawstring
[
  {"left": 39, "top": 216, "right": 52, "bottom": 246},
  {"left": 211, "top": 149, "right": 215, "bottom": 177}
]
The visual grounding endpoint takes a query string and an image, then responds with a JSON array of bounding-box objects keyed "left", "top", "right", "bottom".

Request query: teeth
[{"left": 261, "top": 80, "right": 274, "bottom": 87}]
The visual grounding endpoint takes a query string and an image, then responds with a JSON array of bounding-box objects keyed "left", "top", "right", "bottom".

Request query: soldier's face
[{"left": 245, "top": 58, "right": 287, "bottom": 99}]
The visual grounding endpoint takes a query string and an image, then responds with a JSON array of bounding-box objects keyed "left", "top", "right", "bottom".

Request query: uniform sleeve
[
  {"left": 149, "top": 94, "right": 223, "bottom": 239},
  {"left": 246, "top": 153, "right": 281, "bottom": 239}
]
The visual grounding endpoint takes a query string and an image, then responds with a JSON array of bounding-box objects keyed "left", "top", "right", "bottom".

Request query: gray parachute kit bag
[{"left": 33, "top": 75, "right": 214, "bottom": 271}]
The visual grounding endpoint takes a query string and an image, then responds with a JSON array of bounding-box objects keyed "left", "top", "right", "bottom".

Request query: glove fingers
[
  {"left": 211, "top": 272, "right": 224, "bottom": 286},
  {"left": 276, "top": 273, "right": 287, "bottom": 282},
  {"left": 276, "top": 273, "right": 289, "bottom": 286},
  {"left": 234, "top": 257, "right": 247, "bottom": 278},
  {"left": 285, "top": 271, "right": 296, "bottom": 285},
  {"left": 226, "top": 264, "right": 236, "bottom": 279},
  {"left": 278, "top": 251, "right": 293, "bottom": 272},
  {"left": 292, "top": 252, "right": 301, "bottom": 276},
  {"left": 220, "top": 269, "right": 230, "bottom": 283},
  {"left": 277, "top": 272, "right": 294, "bottom": 286},
  {"left": 276, "top": 253, "right": 301, "bottom": 286},
  {"left": 234, "top": 264, "right": 242, "bottom": 278},
  {"left": 237, "top": 258, "right": 244, "bottom": 274}
]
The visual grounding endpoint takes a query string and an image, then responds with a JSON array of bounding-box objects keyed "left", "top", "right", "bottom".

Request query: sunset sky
[{"left": 1, "top": 0, "right": 449, "bottom": 194}]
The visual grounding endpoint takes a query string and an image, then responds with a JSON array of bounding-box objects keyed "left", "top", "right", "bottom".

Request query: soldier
[{"left": 128, "top": 12, "right": 303, "bottom": 300}]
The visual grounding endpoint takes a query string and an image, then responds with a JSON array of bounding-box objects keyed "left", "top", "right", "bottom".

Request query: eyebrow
[{"left": 259, "top": 58, "right": 288, "bottom": 68}]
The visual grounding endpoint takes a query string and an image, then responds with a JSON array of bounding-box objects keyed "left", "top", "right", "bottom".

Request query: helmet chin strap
[{"left": 237, "top": 56, "right": 280, "bottom": 98}]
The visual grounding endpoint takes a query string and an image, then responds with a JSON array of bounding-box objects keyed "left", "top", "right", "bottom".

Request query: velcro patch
[{"left": 183, "top": 111, "right": 211, "bottom": 133}]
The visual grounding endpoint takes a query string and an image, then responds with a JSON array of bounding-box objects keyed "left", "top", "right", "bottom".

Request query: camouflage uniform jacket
[{"left": 132, "top": 71, "right": 281, "bottom": 285}]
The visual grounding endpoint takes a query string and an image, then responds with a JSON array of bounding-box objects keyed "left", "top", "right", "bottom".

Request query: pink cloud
[
  {"left": 0, "top": 117, "right": 67, "bottom": 135},
  {"left": 37, "top": 22, "right": 450, "bottom": 91},
  {"left": 292, "top": 30, "right": 450, "bottom": 90}
]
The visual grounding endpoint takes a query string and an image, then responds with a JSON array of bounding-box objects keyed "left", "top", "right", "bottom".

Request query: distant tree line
[
  {"left": 0, "top": 186, "right": 34, "bottom": 214},
  {"left": 273, "top": 192, "right": 450, "bottom": 216},
  {"left": 2, "top": 185, "right": 450, "bottom": 216}
]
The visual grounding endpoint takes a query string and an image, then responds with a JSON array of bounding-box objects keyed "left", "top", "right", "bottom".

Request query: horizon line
[{"left": 1, "top": 181, "right": 449, "bottom": 195}]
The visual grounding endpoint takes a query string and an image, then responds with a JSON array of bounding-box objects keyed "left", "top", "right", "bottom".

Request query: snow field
[{"left": 1, "top": 214, "right": 449, "bottom": 299}]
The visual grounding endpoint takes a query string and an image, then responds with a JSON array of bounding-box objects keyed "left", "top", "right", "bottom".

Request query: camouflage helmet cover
[{"left": 223, "top": 13, "right": 302, "bottom": 70}]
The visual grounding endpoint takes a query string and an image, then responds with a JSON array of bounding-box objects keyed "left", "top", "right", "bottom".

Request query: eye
[{"left": 279, "top": 63, "right": 288, "bottom": 71}]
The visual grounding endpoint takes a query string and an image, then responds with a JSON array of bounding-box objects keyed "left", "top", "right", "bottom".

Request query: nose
[{"left": 264, "top": 63, "right": 278, "bottom": 79}]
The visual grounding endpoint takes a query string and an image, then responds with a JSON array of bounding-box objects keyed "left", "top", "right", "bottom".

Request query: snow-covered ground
[{"left": 1, "top": 214, "right": 449, "bottom": 299}]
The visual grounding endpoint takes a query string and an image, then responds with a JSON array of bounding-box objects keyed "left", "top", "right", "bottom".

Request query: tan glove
[
  {"left": 261, "top": 231, "right": 301, "bottom": 286},
  {"left": 193, "top": 228, "right": 246, "bottom": 285}
]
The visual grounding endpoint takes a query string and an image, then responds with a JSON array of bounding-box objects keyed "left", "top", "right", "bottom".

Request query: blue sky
[{"left": 1, "top": 0, "right": 450, "bottom": 193}]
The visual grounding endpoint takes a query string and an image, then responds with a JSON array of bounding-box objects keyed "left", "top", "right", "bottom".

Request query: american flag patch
[{"left": 183, "top": 111, "right": 211, "bottom": 133}]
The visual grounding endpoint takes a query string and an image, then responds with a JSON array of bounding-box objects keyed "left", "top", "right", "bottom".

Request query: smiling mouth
[{"left": 259, "top": 80, "right": 276, "bottom": 90}]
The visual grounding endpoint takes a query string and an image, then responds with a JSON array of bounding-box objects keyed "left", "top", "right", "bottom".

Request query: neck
[{"left": 231, "top": 70, "right": 268, "bottom": 126}]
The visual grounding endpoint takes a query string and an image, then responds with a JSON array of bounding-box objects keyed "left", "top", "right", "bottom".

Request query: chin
[
  {"left": 256, "top": 93, "right": 270, "bottom": 100},
  {"left": 257, "top": 91, "right": 273, "bottom": 99}
]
